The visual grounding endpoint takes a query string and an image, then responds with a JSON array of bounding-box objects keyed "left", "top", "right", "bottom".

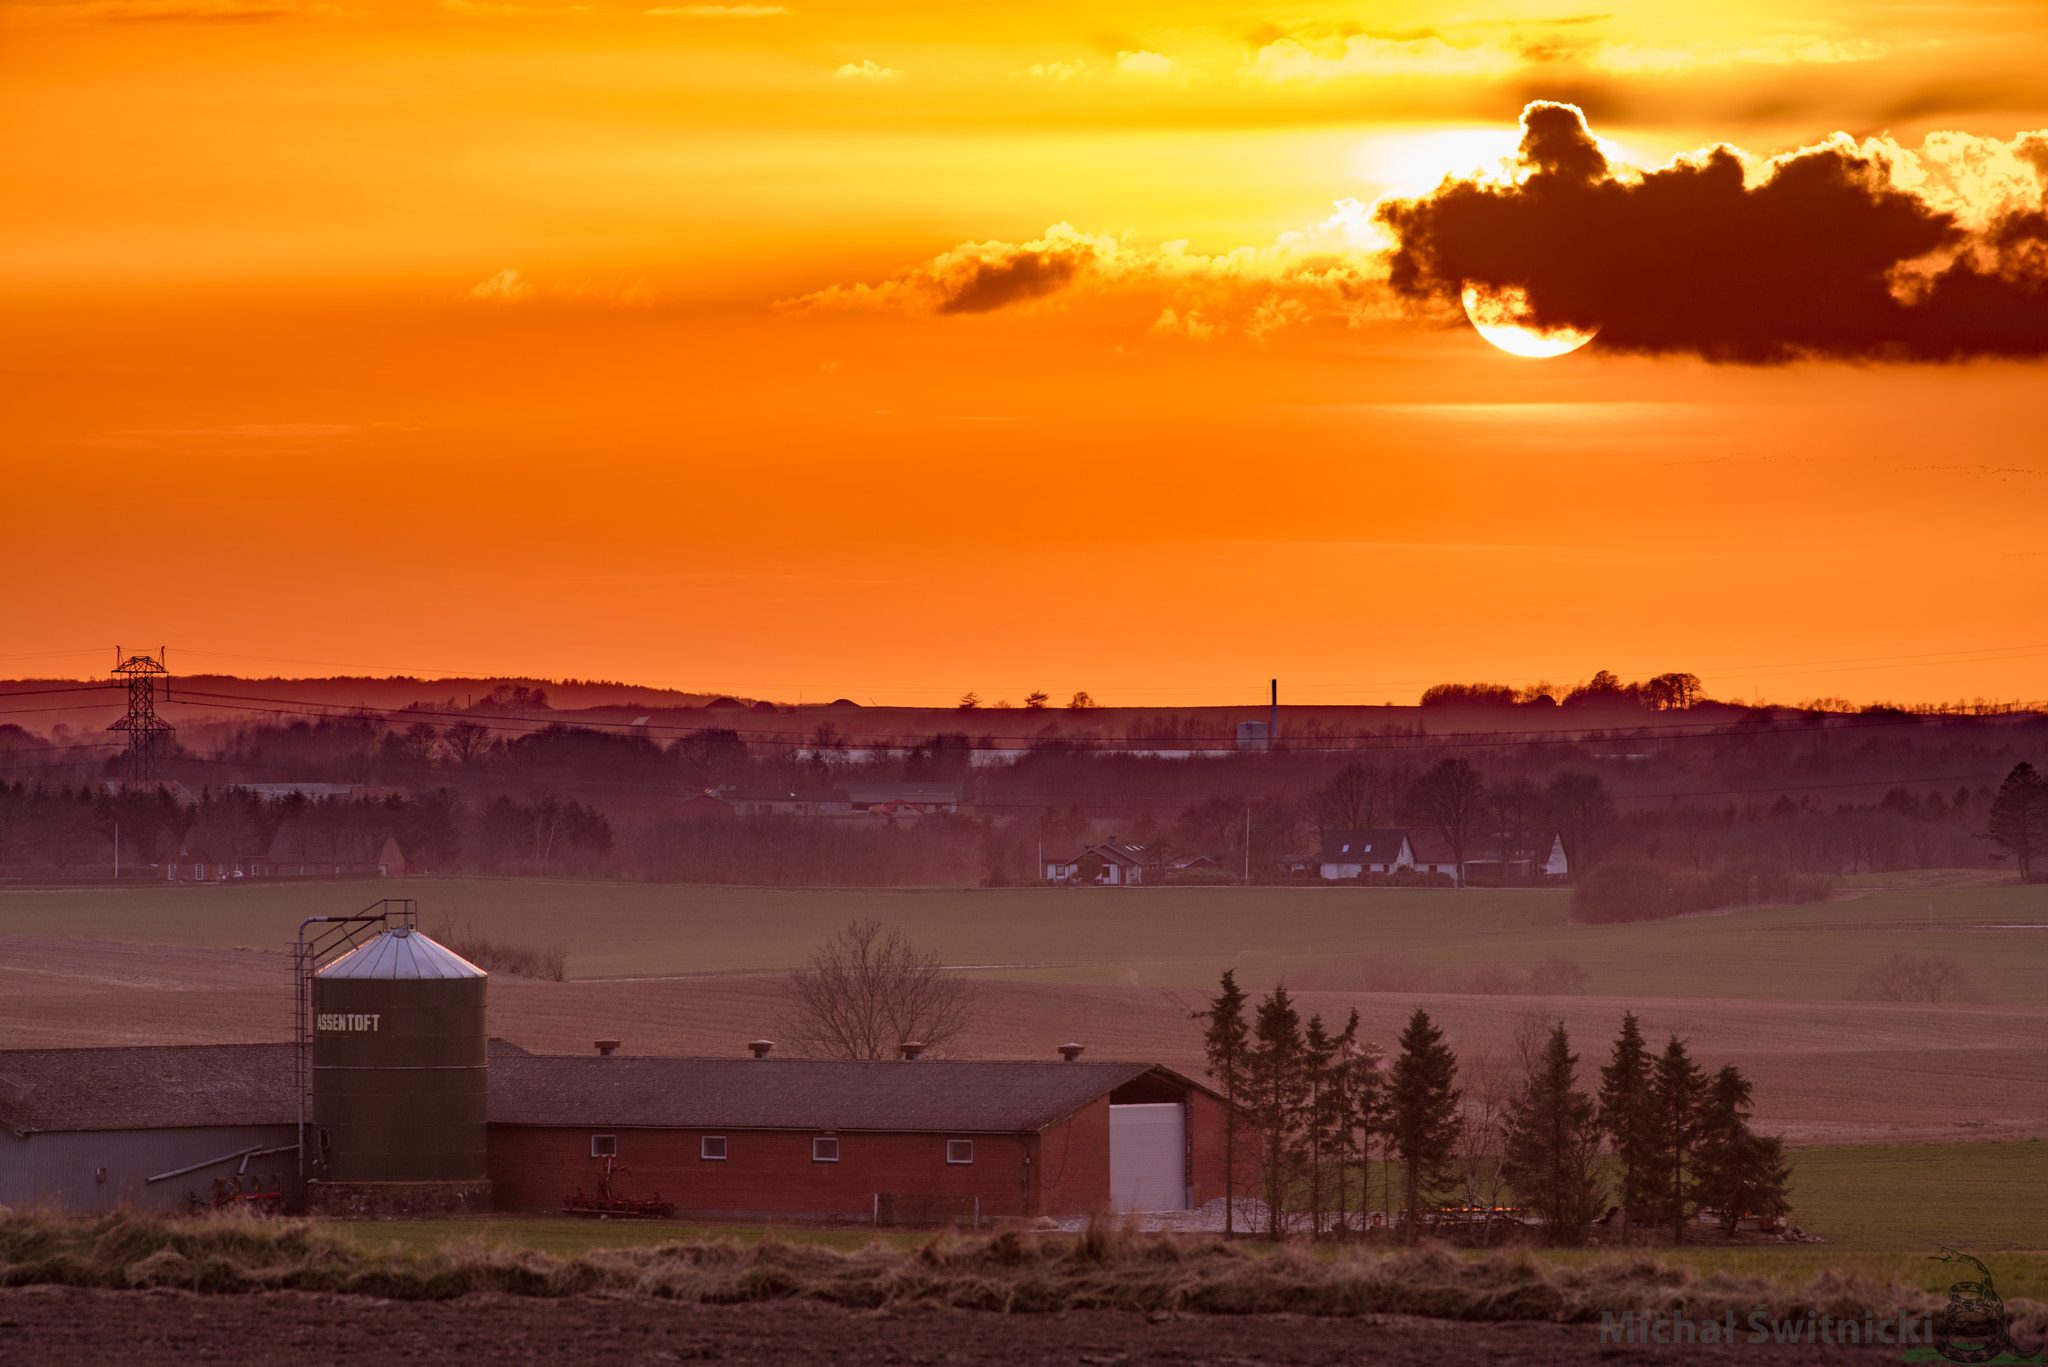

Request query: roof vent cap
[
  {"left": 1058, "top": 1043, "right": 1085, "bottom": 1062},
  {"left": 748, "top": 1039, "right": 775, "bottom": 1059},
  {"left": 595, "top": 1039, "right": 621, "bottom": 1057},
  {"left": 898, "top": 1041, "right": 927, "bottom": 1061}
]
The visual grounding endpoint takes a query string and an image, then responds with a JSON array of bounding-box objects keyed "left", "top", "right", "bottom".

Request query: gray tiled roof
[
  {"left": 0, "top": 1043, "right": 1204, "bottom": 1137},
  {"left": 0, "top": 1043, "right": 296, "bottom": 1136},
  {"left": 1318, "top": 828, "right": 1412, "bottom": 862},
  {"left": 489, "top": 1056, "right": 1176, "bottom": 1133}
]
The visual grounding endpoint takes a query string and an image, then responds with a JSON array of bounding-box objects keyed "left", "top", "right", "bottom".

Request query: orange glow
[{"left": 2, "top": 2, "right": 2045, "bottom": 707}]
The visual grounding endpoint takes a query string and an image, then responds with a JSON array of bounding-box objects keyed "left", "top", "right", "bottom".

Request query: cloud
[
  {"left": 467, "top": 268, "right": 534, "bottom": 303},
  {"left": 1586, "top": 37, "right": 1889, "bottom": 73},
  {"left": 781, "top": 206, "right": 1393, "bottom": 340},
  {"left": 1374, "top": 102, "right": 2048, "bottom": 362},
  {"left": 1242, "top": 34, "right": 1522, "bottom": 82},
  {"left": 833, "top": 59, "right": 901, "bottom": 81},
  {"left": 1114, "top": 49, "right": 1183, "bottom": 79},
  {"left": 644, "top": 4, "right": 786, "bottom": 14},
  {"left": 1021, "top": 60, "right": 1093, "bottom": 83},
  {"left": 463, "top": 268, "right": 653, "bottom": 308}
]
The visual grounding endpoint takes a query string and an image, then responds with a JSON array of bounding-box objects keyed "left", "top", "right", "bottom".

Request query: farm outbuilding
[
  {"left": 0, "top": 1037, "right": 1245, "bottom": 1225},
  {"left": 486, "top": 1045, "right": 1242, "bottom": 1222},
  {"left": 0, "top": 1044, "right": 302, "bottom": 1214}
]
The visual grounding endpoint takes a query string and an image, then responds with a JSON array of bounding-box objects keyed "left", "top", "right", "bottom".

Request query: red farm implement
[
  {"left": 211, "top": 1173, "right": 285, "bottom": 1211},
  {"left": 563, "top": 1155, "right": 676, "bottom": 1219}
]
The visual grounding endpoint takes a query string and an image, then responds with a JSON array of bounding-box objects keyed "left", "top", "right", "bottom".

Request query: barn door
[{"left": 1109, "top": 1102, "right": 1186, "bottom": 1212}]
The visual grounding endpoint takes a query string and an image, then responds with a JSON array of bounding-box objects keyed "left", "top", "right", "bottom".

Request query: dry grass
[
  {"left": 430, "top": 921, "right": 568, "bottom": 981},
  {"left": 3, "top": 1210, "right": 2036, "bottom": 1328}
]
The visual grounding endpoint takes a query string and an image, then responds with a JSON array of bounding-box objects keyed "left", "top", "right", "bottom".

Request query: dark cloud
[
  {"left": 936, "top": 248, "right": 1089, "bottom": 315},
  {"left": 1376, "top": 101, "right": 2048, "bottom": 361}
]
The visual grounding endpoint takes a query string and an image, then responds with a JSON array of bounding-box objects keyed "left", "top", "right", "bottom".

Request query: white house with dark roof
[
  {"left": 1317, "top": 829, "right": 1416, "bottom": 879},
  {"left": 1043, "top": 841, "right": 1152, "bottom": 885}
]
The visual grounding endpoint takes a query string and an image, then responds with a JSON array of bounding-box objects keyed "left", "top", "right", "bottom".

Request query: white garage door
[{"left": 1109, "top": 1102, "right": 1186, "bottom": 1212}]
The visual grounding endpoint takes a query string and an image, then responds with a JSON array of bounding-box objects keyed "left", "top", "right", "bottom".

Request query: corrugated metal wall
[{"left": 0, "top": 1125, "right": 300, "bottom": 1214}]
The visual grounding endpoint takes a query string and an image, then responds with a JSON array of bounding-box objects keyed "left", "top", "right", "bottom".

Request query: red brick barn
[{"left": 486, "top": 1048, "right": 1248, "bottom": 1223}]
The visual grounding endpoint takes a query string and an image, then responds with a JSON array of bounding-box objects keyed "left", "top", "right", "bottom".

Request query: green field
[
  {"left": 2, "top": 874, "right": 2043, "bottom": 1001},
  {"left": 326, "top": 1141, "right": 2048, "bottom": 1289}
]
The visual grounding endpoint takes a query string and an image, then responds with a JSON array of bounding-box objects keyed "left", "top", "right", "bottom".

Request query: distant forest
[{"left": 0, "top": 670, "right": 2041, "bottom": 913}]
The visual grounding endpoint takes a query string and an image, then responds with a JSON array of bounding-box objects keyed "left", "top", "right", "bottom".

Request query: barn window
[
  {"left": 812, "top": 1136, "right": 840, "bottom": 1162},
  {"left": 701, "top": 1136, "right": 727, "bottom": 1160},
  {"left": 946, "top": 1140, "right": 973, "bottom": 1165},
  {"left": 591, "top": 1134, "right": 617, "bottom": 1158}
]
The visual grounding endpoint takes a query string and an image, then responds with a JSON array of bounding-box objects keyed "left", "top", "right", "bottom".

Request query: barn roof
[
  {"left": 488, "top": 1055, "right": 1202, "bottom": 1133},
  {"left": 0, "top": 1042, "right": 1212, "bottom": 1137},
  {"left": 0, "top": 1043, "right": 296, "bottom": 1137}
]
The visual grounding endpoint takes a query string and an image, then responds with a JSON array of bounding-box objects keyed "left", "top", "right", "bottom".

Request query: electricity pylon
[{"left": 108, "top": 647, "right": 174, "bottom": 782}]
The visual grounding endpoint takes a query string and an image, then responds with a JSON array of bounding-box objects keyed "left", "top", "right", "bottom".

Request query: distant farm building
[
  {"left": 0, "top": 1045, "right": 300, "bottom": 1213},
  {"left": 247, "top": 827, "right": 407, "bottom": 879},
  {"left": 1316, "top": 828, "right": 1568, "bottom": 885},
  {"left": 1043, "top": 841, "right": 1151, "bottom": 885},
  {"left": 699, "top": 783, "right": 964, "bottom": 820},
  {"left": 0, "top": 1039, "right": 1241, "bottom": 1222},
  {"left": 488, "top": 1044, "right": 1239, "bottom": 1221}
]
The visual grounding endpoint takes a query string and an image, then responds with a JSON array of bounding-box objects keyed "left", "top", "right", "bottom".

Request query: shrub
[
  {"left": 430, "top": 922, "right": 568, "bottom": 981},
  {"left": 1854, "top": 953, "right": 1968, "bottom": 1002},
  {"left": 1573, "top": 860, "right": 1833, "bottom": 924}
]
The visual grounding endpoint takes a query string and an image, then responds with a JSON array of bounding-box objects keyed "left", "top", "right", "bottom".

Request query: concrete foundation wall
[{"left": 305, "top": 1179, "right": 493, "bottom": 1217}]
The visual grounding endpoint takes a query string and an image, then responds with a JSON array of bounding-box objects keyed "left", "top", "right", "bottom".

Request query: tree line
[
  {"left": 0, "top": 701, "right": 2037, "bottom": 889},
  {"left": 1196, "top": 972, "right": 1791, "bottom": 1243}
]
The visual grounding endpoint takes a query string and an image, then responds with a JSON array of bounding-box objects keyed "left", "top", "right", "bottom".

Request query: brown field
[
  {"left": 0, "top": 1287, "right": 1907, "bottom": 1367},
  {"left": 6, "top": 936, "right": 2043, "bottom": 1148}
]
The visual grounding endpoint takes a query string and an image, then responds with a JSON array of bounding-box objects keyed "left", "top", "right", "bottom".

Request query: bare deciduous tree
[
  {"left": 1854, "top": 953, "right": 1968, "bottom": 1002},
  {"left": 442, "top": 719, "right": 495, "bottom": 767},
  {"left": 781, "top": 919, "right": 974, "bottom": 1060}
]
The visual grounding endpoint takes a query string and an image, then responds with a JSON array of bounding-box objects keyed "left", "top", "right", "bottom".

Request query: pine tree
[
  {"left": 1194, "top": 969, "right": 1252, "bottom": 1235},
  {"left": 1597, "top": 1012, "right": 1657, "bottom": 1232},
  {"left": 1499, "top": 1021, "right": 1606, "bottom": 1245},
  {"left": 1326, "top": 1010, "right": 1365, "bottom": 1238},
  {"left": 1248, "top": 985, "right": 1307, "bottom": 1239},
  {"left": 1351, "top": 1033, "right": 1390, "bottom": 1237},
  {"left": 1986, "top": 761, "right": 2048, "bottom": 881},
  {"left": 1691, "top": 1064, "right": 1792, "bottom": 1237},
  {"left": 1648, "top": 1034, "right": 1708, "bottom": 1242},
  {"left": 1390, "top": 1007, "right": 1462, "bottom": 1243},
  {"left": 1301, "top": 1014, "right": 1337, "bottom": 1237}
]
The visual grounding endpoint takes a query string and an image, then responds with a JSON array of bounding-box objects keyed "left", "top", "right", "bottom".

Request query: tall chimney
[
  {"left": 595, "top": 1039, "right": 621, "bottom": 1057},
  {"left": 1058, "top": 1043, "right": 1085, "bottom": 1062},
  {"left": 898, "top": 1041, "right": 927, "bottom": 1061},
  {"left": 748, "top": 1039, "right": 775, "bottom": 1059}
]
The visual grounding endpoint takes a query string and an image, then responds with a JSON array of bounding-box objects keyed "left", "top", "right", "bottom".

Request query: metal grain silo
[{"left": 311, "top": 927, "right": 487, "bottom": 1184}]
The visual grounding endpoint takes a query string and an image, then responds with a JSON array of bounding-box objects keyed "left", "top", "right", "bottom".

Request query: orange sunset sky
[{"left": 3, "top": 0, "right": 2045, "bottom": 708}]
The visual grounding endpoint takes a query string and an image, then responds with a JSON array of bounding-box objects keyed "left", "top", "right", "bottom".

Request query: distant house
[
  {"left": 1464, "top": 831, "right": 1570, "bottom": 881},
  {"left": 246, "top": 826, "right": 405, "bottom": 879},
  {"left": 1317, "top": 829, "right": 1416, "bottom": 880},
  {"left": 233, "top": 783, "right": 405, "bottom": 803},
  {"left": 714, "top": 788, "right": 853, "bottom": 817},
  {"left": 1044, "top": 842, "right": 1151, "bottom": 886},
  {"left": 842, "top": 783, "right": 963, "bottom": 816},
  {"left": 678, "top": 793, "right": 736, "bottom": 819},
  {"left": 160, "top": 842, "right": 235, "bottom": 882},
  {"left": 1407, "top": 831, "right": 1464, "bottom": 884}
]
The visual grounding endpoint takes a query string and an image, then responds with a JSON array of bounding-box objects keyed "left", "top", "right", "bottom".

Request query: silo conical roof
[{"left": 315, "top": 927, "right": 486, "bottom": 980}]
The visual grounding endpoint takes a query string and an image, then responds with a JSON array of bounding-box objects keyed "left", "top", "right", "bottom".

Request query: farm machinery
[{"left": 563, "top": 1155, "right": 676, "bottom": 1219}]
